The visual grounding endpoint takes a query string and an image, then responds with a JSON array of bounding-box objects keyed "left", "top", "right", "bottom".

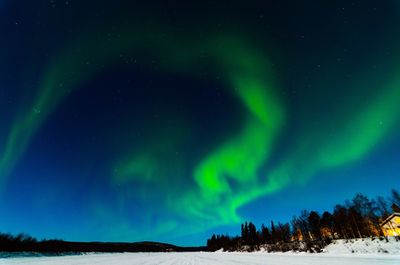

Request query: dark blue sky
[{"left": 1, "top": 0, "right": 400, "bottom": 246}]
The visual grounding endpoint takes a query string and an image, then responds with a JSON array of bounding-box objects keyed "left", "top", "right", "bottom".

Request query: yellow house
[{"left": 381, "top": 213, "right": 400, "bottom": 236}]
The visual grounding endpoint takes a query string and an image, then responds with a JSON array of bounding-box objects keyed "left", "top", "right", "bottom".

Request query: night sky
[{"left": 1, "top": 0, "right": 400, "bottom": 246}]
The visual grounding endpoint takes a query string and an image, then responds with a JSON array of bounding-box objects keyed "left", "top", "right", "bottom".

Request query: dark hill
[{"left": 0, "top": 233, "right": 207, "bottom": 253}]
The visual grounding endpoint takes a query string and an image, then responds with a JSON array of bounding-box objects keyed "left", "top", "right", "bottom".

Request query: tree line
[
  {"left": 1, "top": 189, "right": 399, "bottom": 253},
  {"left": 207, "top": 189, "right": 400, "bottom": 251}
]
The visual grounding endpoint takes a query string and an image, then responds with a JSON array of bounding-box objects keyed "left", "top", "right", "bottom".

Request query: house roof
[{"left": 381, "top": 212, "right": 400, "bottom": 226}]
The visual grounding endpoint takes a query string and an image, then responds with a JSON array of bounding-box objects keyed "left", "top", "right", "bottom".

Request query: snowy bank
[{"left": 323, "top": 237, "right": 400, "bottom": 254}]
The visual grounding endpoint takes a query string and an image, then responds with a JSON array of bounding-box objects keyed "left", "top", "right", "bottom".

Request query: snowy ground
[
  {"left": 2, "top": 238, "right": 400, "bottom": 264},
  {"left": 1, "top": 252, "right": 400, "bottom": 265},
  {"left": 323, "top": 237, "right": 400, "bottom": 254}
]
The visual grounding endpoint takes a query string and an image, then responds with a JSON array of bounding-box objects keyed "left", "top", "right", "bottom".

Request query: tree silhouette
[
  {"left": 320, "top": 211, "right": 334, "bottom": 239},
  {"left": 391, "top": 189, "right": 400, "bottom": 206},
  {"left": 308, "top": 211, "right": 322, "bottom": 240},
  {"left": 392, "top": 203, "right": 400, "bottom": 213}
]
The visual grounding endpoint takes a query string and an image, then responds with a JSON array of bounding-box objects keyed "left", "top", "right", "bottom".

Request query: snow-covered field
[
  {"left": 2, "top": 238, "right": 400, "bottom": 264},
  {"left": 1, "top": 252, "right": 400, "bottom": 265}
]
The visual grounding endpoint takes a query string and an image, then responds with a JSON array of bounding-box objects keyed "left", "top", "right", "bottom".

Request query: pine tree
[
  {"left": 279, "top": 222, "right": 291, "bottom": 243},
  {"left": 391, "top": 189, "right": 400, "bottom": 207},
  {"left": 333, "top": 204, "right": 350, "bottom": 239},
  {"left": 376, "top": 196, "right": 390, "bottom": 218},
  {"left": 321, "top": 211, "right": 334, "bottom": 239},
  {"left": 271, "top": 221, "right": 277, "bottom": 243},
  {"left": 392, "top": 203, "right": 400, "bottom": 213},
  {"left": 261, "top": 224, "right": 272, "bottom": 244},
  {"left": 241, "top": 222, "right": 250, "bottom": 245},
  {"left": 308, "top": 211, "right": 321, "bottom": 240},
  {"left": 248, "top": 222, "right": 257, "bottom": 246},
  {"left": 299, "top": 210, "right": 311, "bottom": 241},
  {"left": 291, "top": 216, "right": 303, "bottom": 241}
]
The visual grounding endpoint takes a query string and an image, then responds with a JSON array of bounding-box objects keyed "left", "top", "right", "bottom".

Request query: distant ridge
[{"left": 0, "top": 234, "right": 207, "bottom": 254}]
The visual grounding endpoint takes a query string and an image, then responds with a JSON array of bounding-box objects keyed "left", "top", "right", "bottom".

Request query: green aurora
[{"left": 0, "top": 27, "right": 285, "bottom": 229}]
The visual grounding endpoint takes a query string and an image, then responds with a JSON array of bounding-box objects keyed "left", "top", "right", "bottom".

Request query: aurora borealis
[{"left": 1, "top": 0, "right": 400, "bottom": 245}]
